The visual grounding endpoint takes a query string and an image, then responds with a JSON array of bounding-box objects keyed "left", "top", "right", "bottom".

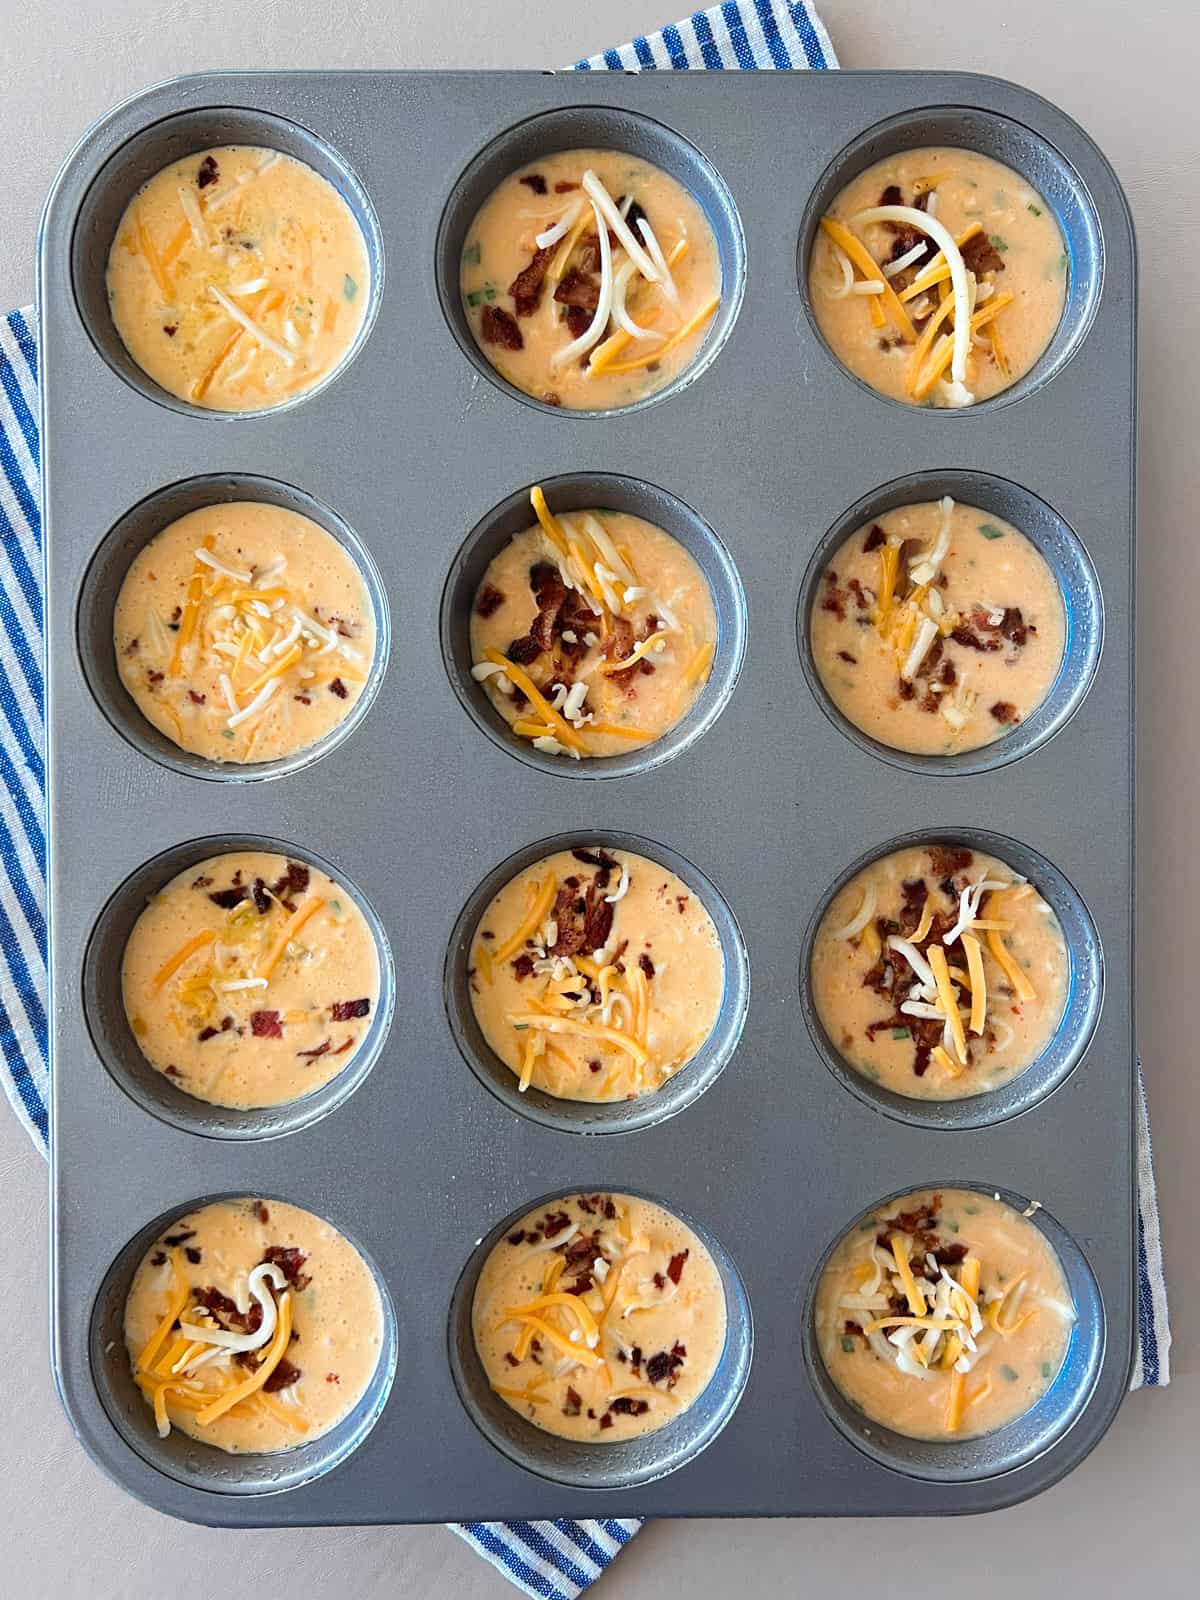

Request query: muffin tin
[{"left": 40, "top": 69, "right": 1135, "bottom": 1524}]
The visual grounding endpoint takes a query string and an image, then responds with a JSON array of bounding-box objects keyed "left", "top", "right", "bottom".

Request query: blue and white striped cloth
[{"left": 0, "top": 5, "right": 1168, "bottom": 1596}]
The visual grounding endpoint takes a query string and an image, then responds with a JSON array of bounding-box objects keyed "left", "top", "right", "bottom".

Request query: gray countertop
[{"left": 1, "top": 0, "right": 1193, "bottom": 1593}]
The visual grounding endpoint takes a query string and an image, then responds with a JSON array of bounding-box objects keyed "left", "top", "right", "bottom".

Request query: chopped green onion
[
  {"left": 989, "top": 234, "right": 1009, "bottom": 253},
  {"left": 463, "top": 241, "right": 482, "bottom": 266},
  {"left": 343, "top": 273, "right": 358, "bottom": 301},
  {"left": 891, "top": 1027, "right": 911, "bottom": 1040},
  {"left": 1000, "top": 1363, "right": 1019, "bottom": 1382},
  {"left": 841, "top": 1335, "right": 856, "bottom": 1353},
  {"left": 466, "top": 289, "right": 484, "bottom": 308},
  {"left": 979, "top": 523, "right": 1005, "bottom": 541},
  {"left": 1041, "top": 1361, "right": 1053, "bottom": 1379},
  {"left": 1027, "top": 203, "right": 1042, "bottom": 216}
]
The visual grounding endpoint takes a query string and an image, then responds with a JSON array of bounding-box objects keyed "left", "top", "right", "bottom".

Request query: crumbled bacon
[
  {"left": 329, "top": 677, "right": 348, "bottom": 699},
  {"left": 476, "top": 583, "right": 505, "bottom": 618},
  {"left": 208, "top": 885, "right": 247, "bottom": 910},
  {"left": 197, "top": 154, "right": 220, "bottom": 188},
  {"left": 330, "top": 998, "right": 370, "bottom": 1021},
  {"left": 863, "top": 524, "right": 886, "bottom": 554},
  {"left": 608, "top": 1397, "right": 650, "bottom": 1417},
  {"left": 296, "top": 1039, "right": 331, "bottom": 1061},
  {"left": 163, "top": 1227, "right": 196, "bottom": 1246},
  {"left": 187, "top": 689, "right": 206, "bottom": 705},
  {"left": 961, "top": 232, "right": 1007, "bottom": 276},
  {"left": 263, "top": 1357, "right": 302, "bottom": 1392},
  {"left": 645, "top": 1342, "right": 687, "bottom": 1388},
  {"left": 563, "top": 1385, "right": 582, "bottom": 1416},
  {"left": 512, "top": 953, "right": 535, "bottom": 981},
  {"left": 554, "top": 267, "right": 600, "bottom": 314},
  {"left": 250, "top": 1011, "right": 283, "bottom": 1038},
  {"left": 251, "top": 877, "right": 271, "bottom": 915},
  {"left": 927, "top": 846, "right": 973, "bottom": 878},
  {"left": 638, "top": 952, "right": 655, "bottom": 979},
  {"left": 262, "top": 1245, "right": 311, "bottom": 1291},
  {"left": 271, "top": 860, "right": 310, "bottom": 901},
  {"left": 667, "top": 1249, "right": 689, "bottom": 1285},
  {"left": 519, "top": 173, "right": 547, "bottom": 194},
  {"left": 541, "top": 1210, "right": 571, "bottom": 1238},
  {"left": 509, "top": 246, "right": 554, "bottom": 317},
  {"left": 481, "top": 304, "right": 523, "bottom": 350},
  {"left": 560, "top": 304, "right": 590, "bottom": 338},
  {"left": 252, "top": 1201, "right": 270, "bottom": 1224},
  {"left": 990, "top": 700, "right": 1019, "bottom": 724}
]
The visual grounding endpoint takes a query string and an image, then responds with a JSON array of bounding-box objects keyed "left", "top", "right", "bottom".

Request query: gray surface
[
  {"left": 0, "top": 0, "right": 1192, "bottom": 1593},
  {"left": 40, "top": 64, "right": 1134, "bottom": 1525}
]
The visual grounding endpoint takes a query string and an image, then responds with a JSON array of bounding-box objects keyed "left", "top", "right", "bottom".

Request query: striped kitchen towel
[{"left": 0, "top": 5, "right": 1169, "bottom": 1598}]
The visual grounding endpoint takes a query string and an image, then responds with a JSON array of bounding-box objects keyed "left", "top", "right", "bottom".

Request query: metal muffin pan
[{"left": 40, "top": 69, "right": 1135, "bottom": 1524}]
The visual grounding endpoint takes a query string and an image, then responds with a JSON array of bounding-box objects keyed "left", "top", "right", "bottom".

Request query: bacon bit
[
  {"left": 504, "top": 1351, "right": 519, "bottom": 1367},
  {"left": 542, "top": 1210, "right": 571, "bottom": 1239},
  {"left": 197, "top": 1285, "right": 259, "bottom": 1332},
  {"left": 519, "top": 173, "right": 547, "bottom": 195},
  {"left": 507, "top": 1229, "right": 527, "bottom": 1246},
  {"left": 554, "top": 266, "right": 600, "bottom": 314},
  {"left": 147, "top": 669, "right": 165, "bottom": 687},
  {"left": 197, "top": 155, "right": 220, "bottom": 188},
  {"left": 928, "top": 846, "right": 973, "bottom": 878},
  {"left": 554, "top": 180, "right": 579, "bottom": 193},
  {"left": 250, "top": 1010, "right": 283, "bottom": 1038},
  {"left": 837, "top": 650, "right": 857, "bottom": 665},
  {"left": 645, "top": 1343, "right": 687, "bottom": 1388},
  {"left": 604, "top": 1198, "right": 616, "bottom": 1219},
  {"left": 481, "top": 304, "right": 523, "bottom": 350},
  {"left": 330, "top": 997, "right": 370, "bottom": 1022},
  {"left": 667, "top": 1249, "right": 689, "bottom": 1285},
  {"left": 638, "top": 952, "right": 655, "bottom": 980},
  {"left": 325, "top": 1372, "right": 340, "bottom": 1384},
  {"left": 863, "top": 524, "right": 886, "bottom": 553},
  {"left": 608, "top": 1397, "right": 650, "bottom": 1417},
  {"left": 262, "top": 1245, "right": 311, "bottom": 1291},
  {"left": 332, "top": 1036, "right": 355, "bottom": 1055},
  {"left": 197, "top": 1026, "right": 219, "bottom": 1042},
  {"left": 476, "top": 583, "right": 505, "bottom": 618},
  {"left": 270, "top": 860, "right": 310, "bottom": 904},
  {"left": 208, "top": 885, "right": 247, "bottom": 910},
  {"left": 510, "top": 245, "right": 555, "bottom": 317},
  {"left": 163, "top": 1227, "right": 196, "bottom": 1247},
  {"left": 512, "top": 953, "right": 535, "bottom": 981},
  {"left": 573, "top": 848, "right": 619, "bottom": 870},
  {"left": 251, "top": 877, "right": 271, "bottom": 915},
  {"left": 185, "top": 1246, "right": 202, "bottom": 1264},
  {"left": 961, "top": 232, "right": 1006, "bottom": 276},
  {"left": 252, "top": 1201, "right": 270, "bottom": 1224},
  {"left": 263, "top": 1357, "right": 302, "bottom": 1393},
  {"left": 542, "top": 391, "right": 562, "bottom": 406},
  {"left": 589, "top": 1059, "right": 601, "bottom": 1073},
  {"left": 564, "top": 305, "right": 591, "bottom": 339},
  {"left": 990, "top": 700, "right": 1020, "bottom": 724},
  {"left": 329, "top": 677, "right": 348, "bottom": 699},
  {"left": 150, "top": 1251, "right": 166, "bottom": 1266},
  {"left": 653, "top": 1271, "right": 666, "bottom": 1291},
  {"left": 563, "top": 1385, "right": 582, "bottom": 1416},
  {"left": 294, "top": 693, "right": 312, "bottom": 705},
  {"left": 164, "top": 1065, "right": 184, "bottom": 1078},
  {"left": 297, "top": 1038, "right": 331, "bottom": 1061},
  {"left": 599, "top": 1412, "right": 614, "bottom": 1429}
]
